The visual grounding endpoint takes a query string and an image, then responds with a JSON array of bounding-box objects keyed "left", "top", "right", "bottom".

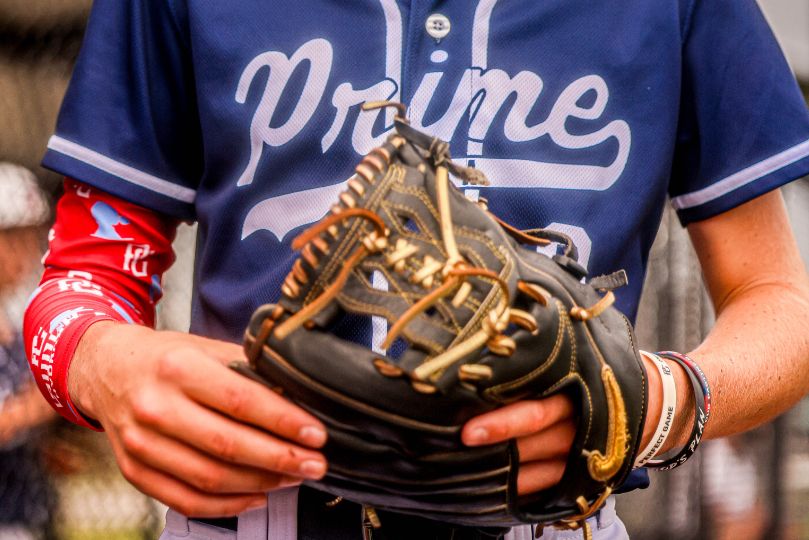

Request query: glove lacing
[{"left": 273, "top": 101, "right": 616, "bottom": 389}]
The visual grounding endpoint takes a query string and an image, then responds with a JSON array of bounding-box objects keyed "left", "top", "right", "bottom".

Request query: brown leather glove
[{"left": 232, "top": 102, "right": 648, "bottom": 535}]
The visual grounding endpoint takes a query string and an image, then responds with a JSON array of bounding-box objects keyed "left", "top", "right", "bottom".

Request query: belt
[
  {"left": 190, "top": 487, "right": 509, "bottom": 539},
  {"left": 194, "top": 517, "right": 239, "bottom": 531}
]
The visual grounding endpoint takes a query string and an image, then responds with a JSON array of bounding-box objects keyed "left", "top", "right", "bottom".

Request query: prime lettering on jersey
[{"left": 236, "top": 6, "right": 632, "bottom": 246}]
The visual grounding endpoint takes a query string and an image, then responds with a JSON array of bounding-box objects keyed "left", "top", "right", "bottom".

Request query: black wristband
[{"left": 644, "top": 351, "right": 711, "bottom": 471}]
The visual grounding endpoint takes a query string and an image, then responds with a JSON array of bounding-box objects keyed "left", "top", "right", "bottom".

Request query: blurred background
[{"left": 0, "top": 1, "right": 807, "bottom": 539}]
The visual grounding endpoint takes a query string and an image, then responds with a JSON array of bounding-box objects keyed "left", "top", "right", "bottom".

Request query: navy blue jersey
[
  {"left": 44, "top": 1, "right": 809, "bottom": 342},
  {"left": 42, "top": 0, "right": 809, "bottom": 500}
]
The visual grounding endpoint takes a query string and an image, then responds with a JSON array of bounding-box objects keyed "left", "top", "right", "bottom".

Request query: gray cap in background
[{"left": 0, "top": 162, "right": 49, "bottom": 229}]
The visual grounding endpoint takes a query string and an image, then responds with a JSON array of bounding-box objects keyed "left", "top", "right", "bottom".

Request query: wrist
[
  {"left": 636, "top": 350, "right": 699, "bottom": 465},
  {"left": 644, "top": 351, "right": 712, "bottom": 470},
  {"left": 69, "top": 320, "right": 120, "bottom": 423},
  {"left": 660, "top": 355, "right": 695, "bottom": 453},
  {"left": 639, "top": 352, "right": 662, "bottom": 450}
]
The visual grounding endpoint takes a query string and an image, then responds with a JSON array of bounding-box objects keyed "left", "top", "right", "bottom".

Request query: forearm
[
  {"left": 23, "top": 179, "right": 179, "bottom": 427},
  {"left": 642, "top": 190, "right": 809, "bottom": 454},
  {"left": 688, "top": 279, "right": 809, "bottom": 439},
  {"left": 682, "top": 190, "right": 809, "bottom": 443}
]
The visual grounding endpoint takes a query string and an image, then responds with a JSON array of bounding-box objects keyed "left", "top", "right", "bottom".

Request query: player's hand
[
  {"left": 460, "top": 355, "right": 678, "bottom": 495},
  {"left": 69, "top": 321, "right": 328, "bottom": 517},
  {"left": 461, "top": 394, "right": 575, "bottom": 495}
]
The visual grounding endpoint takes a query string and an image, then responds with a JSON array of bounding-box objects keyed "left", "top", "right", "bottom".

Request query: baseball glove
[{"left": 231, "top": 102, "right": 648, "bottom": 537}]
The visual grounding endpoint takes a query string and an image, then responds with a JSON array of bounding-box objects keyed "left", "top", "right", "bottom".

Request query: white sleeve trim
[
  {"left": 47, "top": 135, "right": 197, "bottom": 204},
  {"left": 671, "top": 137, "right": 809, "bottom": 210}
]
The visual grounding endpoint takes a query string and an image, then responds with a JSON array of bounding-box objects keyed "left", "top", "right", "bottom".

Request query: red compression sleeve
[{"left": 23, "top": 179, "right": 180, "bottom": 428}]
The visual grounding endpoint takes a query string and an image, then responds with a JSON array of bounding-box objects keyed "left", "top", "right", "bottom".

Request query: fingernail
[
  {"left": 468, "top": 427, "right": 489, "bottom": 445},
  {"left": 300, "top": 460, "right": 327, "bottom": 479},
  {"left": 299, "top": 426, "right": 327, "bottom": 447}
]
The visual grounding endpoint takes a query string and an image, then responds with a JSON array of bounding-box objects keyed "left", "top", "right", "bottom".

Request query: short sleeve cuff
[
  {"left": 672, "top": 138, "right": 809, "bottom": 225},
  {"left": 43, "top": 135, "right": 197, "bottom": 221}
]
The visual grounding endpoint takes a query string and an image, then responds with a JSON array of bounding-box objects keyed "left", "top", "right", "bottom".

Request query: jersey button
[{"left": 425, "top": 13, "right": 451, "bottom": 40}]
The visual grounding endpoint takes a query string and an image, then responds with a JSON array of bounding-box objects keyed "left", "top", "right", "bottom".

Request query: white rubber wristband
[{"left": 634, "top": 351, "right": 677, "bottom": 468}]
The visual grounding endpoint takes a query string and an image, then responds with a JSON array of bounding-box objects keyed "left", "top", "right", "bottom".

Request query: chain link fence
[{"left": 1, "top": 2, "right": 808, "bottom": 539}]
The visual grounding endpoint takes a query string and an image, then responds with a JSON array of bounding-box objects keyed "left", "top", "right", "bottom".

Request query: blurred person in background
[
  {"left": 702, "top": 436, "right": 767, "bottom": 540},
  {"left": 0, "top": 163, "right": 58, "bottom": 540}
]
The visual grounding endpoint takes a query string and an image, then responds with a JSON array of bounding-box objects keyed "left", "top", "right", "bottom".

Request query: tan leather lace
[
  {"left": 549, "top": 486, "right": 613, "bottom": 540},
  {"left": 274, "top": 101, "right": 615, "bottom": 393},
  {"left": 273, "top": 132, "right": 527, "bottom": 385},
  {"left": 570, "top": 291, "right": 615, "bottom": 321}
]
